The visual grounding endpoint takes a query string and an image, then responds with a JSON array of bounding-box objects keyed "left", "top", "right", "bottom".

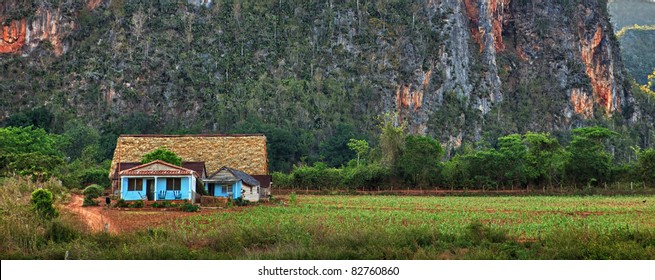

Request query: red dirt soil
[{"left": 63, "top": 195, "right": 224, "bottom": 234}]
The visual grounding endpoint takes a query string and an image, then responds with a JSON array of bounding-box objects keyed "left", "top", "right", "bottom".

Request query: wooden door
[{"left": 146, "top": 179, "right": 155, "bottom": 200}]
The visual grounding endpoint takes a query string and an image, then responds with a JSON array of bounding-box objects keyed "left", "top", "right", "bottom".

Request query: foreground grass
[{"left": 1, "top": 178, "right": 654, "bottom": 259}]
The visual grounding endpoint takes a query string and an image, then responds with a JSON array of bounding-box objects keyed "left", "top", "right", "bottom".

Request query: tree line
[
  {"left": 273, "top": 113, "right": 655, "bottom": 191},
  {"left": 1, "top": 111, "right": 653, "bottom": 191}
]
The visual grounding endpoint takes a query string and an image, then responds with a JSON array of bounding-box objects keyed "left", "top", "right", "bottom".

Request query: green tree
[
  {"left": 319, "top": 124, "right": 358, "bottom": 167},
  {"left": 0, "top": 126, "right": 64, "bottom": 177},
  {"left": 347, "top": 138, "right": 370, "bottom": 167},
  {"left": 497, "top": 134, "right": 529, "bottom": 188},
  {"left": 523, "top": 132, "right": 565, "bottom": 187},
  {"left": 61, "top": 120, "right": 101, "bottom": 161},
  {"left": 141, "top": 146, "right": 182, "bottom": 166},
  {"left": 31, "top": 189, "right": 58, "bottom": 220},
  {"left": 378, "top": 112, "right": 405, "bottom": 168},
  {"left": 5, "top": 107, "right": 54, "bottom": 131},
  {"left": 463, "top": 148, "right": 503, "bottom": 189},
  {"left": 565, "top": 127, "right": 618, "bottom": 186},
  {"left": 441, "top": 155, "right": 471, "bottom": 189},
  {"left": 398, "top": 135, "right": 443, "bottom": 186},
  {"left": 636, "top": 148, "right": 655, "bottom": 185}
]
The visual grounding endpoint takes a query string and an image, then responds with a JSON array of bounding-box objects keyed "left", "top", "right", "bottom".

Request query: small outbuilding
[{"left": 204, "top": 166, "right": 261, "bottom": 202}]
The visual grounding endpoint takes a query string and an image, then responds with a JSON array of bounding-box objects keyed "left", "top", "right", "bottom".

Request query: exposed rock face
[
  {"left": 0, "top": 19, "right": 26, "bottom": 53},
  {"left": 579, "top": 25, "right": 619, "bottom": 116},
  {"left": 0, "top": 4, "right": 76, "bottom": 56},
  {"left": 0, "top": 0, "right": 640, "bottom": 152},
  {"left": 570, "top": 88, "right": 594, "bottom": 118},
  {"left": 395, "top": 0, "right": 634, "bottom": 143}
]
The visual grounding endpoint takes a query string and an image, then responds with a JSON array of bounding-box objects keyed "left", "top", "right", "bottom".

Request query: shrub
[
  {"left": 82, "top": 196, "right": 98, "bottom": 206},
  {"left": 130, "top": 200, "right": 145, "bottom": 208},
  {"left": 82, "top": 184, "right": 104, "bottom": 207},
  {"left": 80, "top": 168, "right": 110, "bottom": 188},
  {"left": 234, "top": 197, "right": 249, "bottom": 206},
  {"left": 82, "top": 184, "right": 104, "bottom": 198},
  {"left": 30, "top": 189, "right": 58, "bottom": 220},
  {"left": 179, "top": 201, "right": 199, "bottom": 212},
  {"left": 114, "top": 199, "right": 129, "bottom": 208},
  {"left": 290, "top": 192, "right": 297, "bottom": 205},
  {"left": 46, "top": 220, "right": 79, "bottom": 243}
]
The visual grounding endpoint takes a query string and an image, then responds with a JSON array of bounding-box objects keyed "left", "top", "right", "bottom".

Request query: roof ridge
[{"left": 119, "top": 160, "right": 196, "bottom": 175}]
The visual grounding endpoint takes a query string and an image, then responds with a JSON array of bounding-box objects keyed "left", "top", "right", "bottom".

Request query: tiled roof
[
  {"left": 119, "top": 160, "right": 197, "bottom": 177},
  {"left": 113, "top": 161, "right": 206, "bottom": 179}
]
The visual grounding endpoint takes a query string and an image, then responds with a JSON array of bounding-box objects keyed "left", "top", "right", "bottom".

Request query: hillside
[
  {"left": 608, "top": 0, "right": 655, "bottom": 84},
  {"left": 1, "top": 0, "right": 652, "bottom": 170}
]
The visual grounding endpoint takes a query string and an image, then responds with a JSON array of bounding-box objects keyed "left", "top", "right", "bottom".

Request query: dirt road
[{"left": 64, "top": 195, "right": 118, "bottom": 234}]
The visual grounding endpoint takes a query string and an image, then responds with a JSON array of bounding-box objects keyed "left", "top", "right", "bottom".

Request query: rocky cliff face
[
  {"left": 0, "top": 3, "right": 80, "bottom": 56},
  {"left": 0, "top": 0, "right": 642, "bottom": 151},
  {"left": 393, "top": 0, "right": 634, "bottom": 149}
]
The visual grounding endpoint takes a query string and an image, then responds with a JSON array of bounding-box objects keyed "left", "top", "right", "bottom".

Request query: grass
[{"left": 1, "top": 177, "right": 654, "bottom": 259}]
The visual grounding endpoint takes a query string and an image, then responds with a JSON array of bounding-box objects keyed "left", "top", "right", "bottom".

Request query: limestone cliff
[
  {"left": 0, "top": 2, "right": 83, "bottom": 56},
  {"left": 0, "top": 0, "right": 643, "bottom": 153}
]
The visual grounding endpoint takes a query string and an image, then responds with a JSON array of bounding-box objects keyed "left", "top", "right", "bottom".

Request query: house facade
[
  {"left": 119, "top": 160, "right": 200, "bottom": 201},
  {"left": 109, "top": 134, "right": 271, "bottom": 203},
  {"left": 203, "top": 166, "right": 261, "bottom": 202}
]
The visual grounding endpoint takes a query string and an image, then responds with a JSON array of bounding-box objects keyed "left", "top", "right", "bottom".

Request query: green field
[
  {"left": 176, "top": 195, "right": 655, "bottom": 239},
  {"left": 2, "top": 180, "right": 655, "bottom": 259},
  {"left": 163, "top": 195, "right": 655, "bottom": 259}
]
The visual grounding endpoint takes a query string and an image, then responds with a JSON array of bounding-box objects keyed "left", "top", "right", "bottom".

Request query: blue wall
[
  {"left": 155, "top": 177, "right": 191, "bottom": 200},
  {"left": 121, "top": 177, "right": 146, "bottom": 200},
  {"left": 121, "top": 176, "right": 192, "bottom": 201},
  {"left": 205, "top": 180, "right": 242, "bottom": 199}
]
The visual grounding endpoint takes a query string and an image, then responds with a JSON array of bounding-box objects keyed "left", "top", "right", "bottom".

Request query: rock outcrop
[{"left": 0, "top": 0, "right": 641, "bottom": 152}]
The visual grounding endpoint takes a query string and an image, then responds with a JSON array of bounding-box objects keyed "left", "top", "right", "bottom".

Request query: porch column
[{"left": 154, "top": 176, "right": 158, "bottom": 201}]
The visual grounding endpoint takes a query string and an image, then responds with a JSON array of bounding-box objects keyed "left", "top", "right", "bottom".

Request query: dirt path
[{"left": 64, "top": 195, "right": 118, "bottom": 234}]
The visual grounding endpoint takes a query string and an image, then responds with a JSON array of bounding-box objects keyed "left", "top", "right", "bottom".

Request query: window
[
  {"left": 166, "top": 178, "right": 181, "bottom": 191},
  {"left": 226, "top": 185, "right": 233, "bottom": 193},
  {"left": 127, "top": 178, "right": 143, "bottom": 191}
]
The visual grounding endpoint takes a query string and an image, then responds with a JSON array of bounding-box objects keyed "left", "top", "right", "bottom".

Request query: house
[
  {"left": 252, "top": 175, "right": 272, "bottom": 199},
  {"left": 111, "top": 161, "right": 207, "bottom": 195},
  {"left": 204, "top": 166, "right": 261, "bottom": 201},
  {"left": 118, "top": 160, "right": 201, "bottom": 201},
  {"left": 109, "top": 134, "right": 271, "bottom": 202}
]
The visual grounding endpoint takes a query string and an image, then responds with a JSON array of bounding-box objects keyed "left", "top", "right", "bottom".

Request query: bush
[
  {"left": 272, "top": 172, "right": 293, "bottom": 188},
  {"left": 82, "top": 184, "right": 104, "bottom": 207},
  {"left": 130, "top": 200, "right": 145, "bottom": 208},
  {"left": 82, "top": 196, "right": 98, "bottom": 206},
  {"left": 80, "top": 168, "right": 110, "bottom": 188},
  {"left": 82, "top": 184, "right": 104, "bottom": 198},
  {"left": 179, "top": 201, "right": 199, "bottom": 212},
  {"left": 46, "top": 220, "right": 79, "bottom": 243},
  {"left": 30, "top": 189, "right": 58, "bottom": 220},
  {"left": 290, "top": 192, "right": 297, "bottom": 205},
  {"left": 114, "top": 199, "right": 129, "bottom": 208},
  {"left": 234, "top": 197, "right": 249, "bottom": 206}
]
